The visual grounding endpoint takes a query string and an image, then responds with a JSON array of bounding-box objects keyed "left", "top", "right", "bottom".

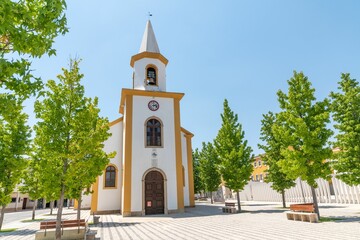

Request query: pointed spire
[{"left": 139, "top": 20, "right": 160, "bottom": 53}]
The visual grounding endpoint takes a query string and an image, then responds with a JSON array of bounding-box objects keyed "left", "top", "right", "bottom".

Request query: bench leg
[{"left": 286, "top": 212, "right": 294, "bottom": 220}]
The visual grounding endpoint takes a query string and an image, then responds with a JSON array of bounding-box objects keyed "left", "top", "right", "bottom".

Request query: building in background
[{"left": 251, "top": 155, "right": 268, "bottom": 182}]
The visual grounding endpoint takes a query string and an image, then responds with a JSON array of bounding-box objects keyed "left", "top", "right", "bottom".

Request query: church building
[{"left": 87, "top": 21, "right": 195, "bottom": 216}]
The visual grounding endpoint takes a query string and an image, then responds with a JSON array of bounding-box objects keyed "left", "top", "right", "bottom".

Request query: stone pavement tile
[
  {"left": 1, "top": 202, "right": 359, "bottom": 240},
  {"left": 89, "top": 202, "right": 359, "bottom": 240},
  {"left": 0, "top": 208, "right": 91, "bottom": 240}
]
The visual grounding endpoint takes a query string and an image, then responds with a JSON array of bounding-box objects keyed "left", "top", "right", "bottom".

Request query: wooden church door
[{"left": 145, "top": 171, "right": 164, "bottom": 215}]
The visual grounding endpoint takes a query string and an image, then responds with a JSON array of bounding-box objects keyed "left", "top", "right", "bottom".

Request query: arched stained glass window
[{"left": 146, "top": 119, "right": 162, "bottom": 146}]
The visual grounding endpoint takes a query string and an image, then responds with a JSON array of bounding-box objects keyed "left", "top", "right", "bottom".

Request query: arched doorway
[{"left": 145, "top": 170, "right": 164, "bottom": 215}]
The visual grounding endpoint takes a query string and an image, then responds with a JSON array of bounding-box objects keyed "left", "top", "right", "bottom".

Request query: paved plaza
[{"left": 1, "top": 201, "right": 359, "bottom": 240}]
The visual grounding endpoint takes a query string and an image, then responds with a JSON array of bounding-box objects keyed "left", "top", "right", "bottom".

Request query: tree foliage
[
  {"left": 330, "top": 73, "right": 360, "bottom": 185},
  {"left": 0, "top": 97, "right": 31, "bottom": 229},
  {"left": 273, "top": 71, "right": 333, "bottom": 217},
  {"left": 259, "top": 111, "right": 295, "bottom": 207},
  {"left": 19, "top": 150, "right": 44, "bottom": 220},
  {"left": 273, "top": 71, "right": 333, "bottom": 187},
  {"left": 0, "top": 0, "right": 67, "bottom": 229},
  {"left": 192, "top": 149, "right": 204, "bottom": 194},
  {"left": 198, "top": 142, "right": 221, "bottom": 203},
  {"left": 33, "top": 59, "right": 113, "bottom": 239},
  {"left": 0, "top": 0, "right": 68, "bottom": 98},
  {"left": 214, "top": 99, "right": 253, "bottom": 211}
]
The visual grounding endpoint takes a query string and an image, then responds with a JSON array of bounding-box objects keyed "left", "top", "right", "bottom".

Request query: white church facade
[{"left": 85, "top": 21, "right": 195, "bottom": 216}]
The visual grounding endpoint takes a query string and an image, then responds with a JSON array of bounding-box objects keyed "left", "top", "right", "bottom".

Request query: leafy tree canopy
[
  {"left": 192, "top": 149, "right": 204, "bottom": 194},
  {"left": 214, "top": 99, "right": 253, "bottom": 192},
  {"left": 330, "top": 73, "right": 360, "bottom": 185},
  {"left": 259, "top": 112, "right": 295, "bottom": 193},
  {"left": 198, "top": 142, "right": 221, "bottom": 193},
  {"left": 273, "top": 71, "right": 333, "bottom": 188},
  {"left": 0, "top": 0, "right": 68, "bottom": 98}
]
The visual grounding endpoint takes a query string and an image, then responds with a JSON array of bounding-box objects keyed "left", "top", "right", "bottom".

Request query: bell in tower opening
[{"left": 147, "top": 67, "right": 157, "bottom": 85}]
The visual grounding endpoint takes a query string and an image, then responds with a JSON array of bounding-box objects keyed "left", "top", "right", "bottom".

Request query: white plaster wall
[
  {"left": 181, "top": 133, "right": 190, "bottom": 207},
  {"left": 133, "top": 58, "right": 166, "bottom": 91},
  {"left": 131, "top": 96, "right": 178, "bottom": 212},
  {"left": 97, "top": 120, "right": 123, "bottom": 211},
  {"left": 81, "top": 194, "right": 92, "bottom": 209},
  {"left": 6, "top": 193, "right": 33, "bottom": 210}
]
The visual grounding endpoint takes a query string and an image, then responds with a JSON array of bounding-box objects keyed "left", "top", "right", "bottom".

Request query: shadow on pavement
[
  {"left": 319, "top": 205, "right": 347, "bottom": 209},
  {"left": 246, "top": 209, "right": 288, "bottom": 214},
  {"left": 0, "top": 229, "right": 37, "bottom": 237},
  {"left": 95, "top": 222, "right": 140, "bottom": 228},
  {"left": 323, "top": 216, "right": 360, "bottom": 223}
]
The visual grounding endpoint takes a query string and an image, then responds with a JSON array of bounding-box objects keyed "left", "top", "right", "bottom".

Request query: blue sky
[{"left": 28, "top": 0, "right": 360, "bottom": 155}]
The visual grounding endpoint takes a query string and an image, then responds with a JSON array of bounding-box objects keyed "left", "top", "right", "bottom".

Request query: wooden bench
[
  {"left": 286, "top": 203, "right": 318, "bottom": 223},
  {"left": 222, "top": 202, "right": 237, "bottom": 213},
  {"left": 36, "top": 219, "right": 88, "bottom": 240}
]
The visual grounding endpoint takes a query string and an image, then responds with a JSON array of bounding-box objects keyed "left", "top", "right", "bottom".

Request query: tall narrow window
[
  {"left": 146, "top": 67, "right": 157, "bottom": 85},
  {"left": 105, "top": 166, "right": 116, "bottom": 187},
  {"left": 146, "top": 119, "right": 162, "bottom": 146}
]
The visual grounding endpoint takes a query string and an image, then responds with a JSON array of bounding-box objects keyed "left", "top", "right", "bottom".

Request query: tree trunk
[
  {"left": 210, "top": 192, "right": 213, "bottom": 204},
  {"left": 32, "top": 199, "right": 38, "bottom": 220},
  {"left": 310, "top": 186, "right": 320, "bottom": 219},
  {"left": 299, "top": 178, "right": 306, "bottom": 203},
  {"left": 77, "top": 195, "right": 82, "bottom": 220},
  {"left": 55, "top": 186, "right": 66, "bottom": 240},
  {"left": 0, "top": 205, "right": 6, "bottom": 230},
  {"left": 43, "top": 198, "right": 46, "bottom": 209},
  {"left": 236, "top": 191, "right": 241, "bottom": 213},
  {"left": 281, "top": 190, "right": 286, "bottom": 208},
  {"left": 50, "top": 201, "right": 54, "bottom": 215}
]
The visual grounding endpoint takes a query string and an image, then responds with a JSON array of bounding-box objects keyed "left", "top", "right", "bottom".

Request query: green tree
[
  {"left": 1, "top": 0, "right": 68, "bottom": 98},
  {"left": 273, "top": 71, "right": 333, "bottom": 218},
  {"left": 198, "top": 142, "right": 221, "bottom": 204},
  {"left": 65, "top": 97, "right": 115, "bottom": 220},
  {"left": 214, "top": 99, "right": 253, "bottom": 212},
  {"left": 259, "top": 112, "right": 295, "bottom": 208},
  {"left": 0, "top": 97, "right": 31, "bottom": 230},
  {"left": 0, "top": 0, "right": 68, "bottom": 229},
  {"left": 330, "top": 73, "right": 360, "bottom": 185},
  {"left": 19, "top": 150, "right": 44, "bottom": 221},
  {"left": 33, "top": 60, "right": 113, "bottom": 239},
  {"left": 192, "top": 149, "right": 204, "bottom": 195}
]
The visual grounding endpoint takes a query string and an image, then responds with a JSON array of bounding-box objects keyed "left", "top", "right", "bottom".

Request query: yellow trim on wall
[
  {"left": 90, "top": 177, "right": 99, "bottom": 213},
  {"left": 74, "top": 200, "right": 78, "bottom": 210},
  {"left": 181, "top": 127, "right": 194, "bottom": 137},
  {"left": 184, "top": 132, "right": 195, "bottom": 207},
  {"left": 130, "top": 52, "right": 169, "bottom": 67},
  {"left": 122, "top": 94, "right": 133, "bottom": 216},
  {"left": 103, "top": 164, "right": 119, "bottom": 189},
  {"left": 109, "top": 117, "right": 123, "bottom": 127},
  {"left": 174, "top": 98, "right": 184, "bottom": 212},
  {"left": 119, "top": 89, "right": 184, "bottom": 114}
]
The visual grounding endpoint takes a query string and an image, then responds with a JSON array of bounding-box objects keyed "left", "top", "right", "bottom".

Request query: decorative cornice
[
  {"left": 119, "top": 88, "right": 184, "bottom": 114},
  {"left": 130, "top": 52, "right": 168, "bottom": 67}
]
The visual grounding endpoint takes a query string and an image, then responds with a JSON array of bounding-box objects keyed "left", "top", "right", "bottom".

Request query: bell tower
[
  {"left": 89, "top": 20, "right": 195, "bottom": 217},
  {"left": 130, "top": 20, "right": 168, "bottom": 92}
]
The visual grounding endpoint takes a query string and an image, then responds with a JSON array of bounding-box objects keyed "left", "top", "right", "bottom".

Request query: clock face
[{"left": 148, "top": 100, "right": 160, "bottom": 111}]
